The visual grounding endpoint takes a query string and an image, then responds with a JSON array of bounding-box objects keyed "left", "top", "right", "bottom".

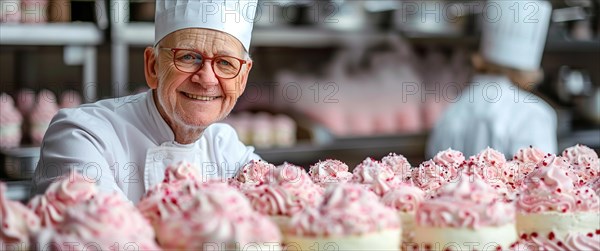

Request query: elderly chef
[
  {"left": 32, "top": 0, "right": 259, "bottom": 202},
  {"left": 427, "top": 0, "right": 557, "bottom": 158}
]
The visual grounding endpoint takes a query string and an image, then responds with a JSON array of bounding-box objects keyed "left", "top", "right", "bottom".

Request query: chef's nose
[{"left": 190, "top": 61, "right": 219, "bottom": 87}]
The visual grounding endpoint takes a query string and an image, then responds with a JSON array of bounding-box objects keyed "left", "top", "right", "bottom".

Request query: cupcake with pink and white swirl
[
  {"left": 516, "top": 154, "right": 600, "bottom": 250},
  {"left": 382, "top": 153, "right": 413, "bottom": 181},
  {"left": 381, "top": 181, "right": 425, "bottom": 248},
  {"left": 0, "top": 93, "right": 23, "bottom": 149},
  {"left": 562, "top": 144, "right": 599, "bottom": 186},
  {"left": 243, "top": 162, "right": 323, "bottom": 230},
  {"left": 308, "top": 159, "right": 353, "bottom": 188},
  {"left": 29, "top": 90, "right": 59, "bottom": 146},
  {"left": 1, "top": 183, "right": 41, "bottom": 250},
  {"left": 353, "top": 157, "right": 400, "bottom": 197},
  {"left": 285, "top": 183, "right": 401, "bottom": 250},
  {"left": 506, "top": 146, "right": 548, "bottom": 190},
  {"left": 414, "top": 172, "right": 517, "bottom": 250},
  {"left": 229, "top": 159, "right": 277, "bottom": 190}
]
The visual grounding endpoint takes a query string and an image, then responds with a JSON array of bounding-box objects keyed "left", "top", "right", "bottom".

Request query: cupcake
[
  {"left": 229, "top": 159, "right": 277, "bottom": 190},
  {"left": 414, "top": 173, "right": 517, "bottom": 251},
  {"left": 28, "top": 171, "right": 97, "bottom": 228},
  {"left": 411, "top": 160, "right": 446, "bottom": 197},
  {"left": 562, "top": 144, "right": 599, "bottom": 185},
  {"left": 137, "top": 161, "right": 202, "bottom": 231},
  {"left": 155, "top": 182, "right": 282, "bottom": 250},
  {"left": 285, "top": 183, "right": 401, "bottom": 250},
  {"left": 59, "top": 90, "right": 82, "bottom": 109},
  {"left": 33, "top": 192, "right": 159, "bottom": 250},
  {"left": 0, "top": 93, "right": 23, "bottom": 149},
  {"left": 353, "top": 157, "right": 398, "bottom": 197},
  {"left": 504, "top": 146, "right": 548, "bottom": 193},
  {"left": 273, "top": 114, "right": 296, "bottom": 147},
  {"left": 16, "top": 89, "right": 36, "bottom": 115},
  {"left": 381, "top": 181, "right": 425, "bottom": 248},
  {"left": 308, "top": 159, "right": 353, "bottom": 188},
  {"left": 244, "top": 163, "right": 323, "bottom": 229},
  {"left": 0, "top": 183, "right": 41, "bottom": 250},
  {"left": 516, "top": 154, "right": 600, "bottom": 249},
  {"left": 382, "top": 153, "right": 413, "bottom": 181},
  {"left": 431, "top": 148, "right": 464, "bottom": 180},
  {"left": 29, "top": 90, "right": 59, "bottom": 146},
  {"left": 465, "top": 147, "right": 507, "bottom": 181}
]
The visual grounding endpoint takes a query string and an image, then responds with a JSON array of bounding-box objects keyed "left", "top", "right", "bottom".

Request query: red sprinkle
[
  {"left": 520, "top": 233, "right": 528, "bottom": 239},
  {"left": 531, "top": 232, "right": 538, "bottom": 238},
  {"left": 548, "top": 232, "right": 555, "bottom": 240},
  {"left": 596, "top": 229, "right": 600, "bottom": 235},
  {"left": 556, "top": 188, "right": 562, "bottom": 193},
  {"left": 588, "top": 233, "right": 594, "bottom": 238},
  {"left": 557, "top": 241, "right": 563, "bottom": 247}
]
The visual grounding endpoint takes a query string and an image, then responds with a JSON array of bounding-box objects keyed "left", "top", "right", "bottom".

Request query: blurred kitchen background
[{"left": 1, "top": 0, "right": 599, "bottom": 199}]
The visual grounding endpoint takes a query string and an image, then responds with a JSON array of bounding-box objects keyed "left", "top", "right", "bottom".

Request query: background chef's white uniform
[
  {"left": 427, "top": 75, "right": 557, "bottom": 158},
  {"left": 33, "top": 91, "right": 259, "bottom": 203},
  {"left": 427, "top": 0, "right": 557, "bottom": 158}
]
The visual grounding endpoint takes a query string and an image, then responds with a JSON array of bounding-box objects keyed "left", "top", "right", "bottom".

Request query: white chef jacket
[
  {"left": 427, "top": 74, "right": 557, "bottom": 158},
  {"left": 32, "top": 90, "right": 260, "bottom": 203}
]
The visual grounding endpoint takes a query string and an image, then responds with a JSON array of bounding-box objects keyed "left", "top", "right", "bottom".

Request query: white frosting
[
  {"left": 413, "top": 224, "right": 517, "bottom": 250},
  {"left": 516, "top": 212, "right": 600, "bottom": 239},
  {"left": 284, "top": 229, "right": 401, "bottom": 251}
]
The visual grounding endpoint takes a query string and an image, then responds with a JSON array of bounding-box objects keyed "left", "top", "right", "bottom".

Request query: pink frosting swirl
[
  {"left": 287, "top": 183, "right": 399, "bottom": 237},
  {"left": 513, "top": 146, "right": 546, "bottom": 164},
  {"left": 517, "top": 155, "right": 589, "bottom": 214},
  {"left": 245, "top": 163, "right": 323, "bottom": 217},
  {"left": 231, "top": 159, "right": 276, "bottom": 189},
  {"left": 573, "top": 186, "right": 600, "bottom": 212},
  {"left": 380, "top": 182, "right": 425, "bottom": 213},
  {"left": 155, "top": 183, "right": 280, "bottom": 249},
  {"left": 33, "top": 192, "right": 159, "bottom": 251},
  {"left": 1, "top": 183, "right": 41, "bottom": 248},
  {"left": 465, "top": 147, "right": 507, "bottom": 181},
  {"left": 162, "top": 160, "right": 200, "bottom": 183},
  {"left": 416, "top": 173, "right": 515, "bottom": 228},
  {"left": 308, "top": 159, "right": 353, "bottom": 187},
  {"left": 27, "top": 171, "right": 97, "bottom": 228},
  {"left": 562, "top": 144, "right": 600, "bottom": 184},
  {"left": 137, "top": 180, "right": 200, "bottom": 231},
  {"left": 588, "top": 176, "right": 600, "bottom": 196},
  {"left": 352, "top": 158, "right": 398, "bottom": 196},
  {"left": 411, "top": 160, "right": 447, "bottom": 193},
  {"left": 381, "top": 153, "right": 412, "bottom": 180},
  {"left": 432, "top": 148, "right": 464, "bottom": 176},
  {"left": 518, "top": 231, "right": 600, "bottom": 251}
]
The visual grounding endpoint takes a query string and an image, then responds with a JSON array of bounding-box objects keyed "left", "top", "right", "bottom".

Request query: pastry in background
[
  {"left": 285, "top": 183, "right": 401, "bottom": 250},
  {"left": 16, "top": 89, "right": 35, "bottom": 115},
  {"left": 59, "top": 90, "right": 82, "bottom": 109},
  {"left": 414, "top": 173, "right": 517, "bottom": 251},
  {"left": 0, "top": 93, "right": 23, "bottom": 148},
  {"left": 0, "top": 183, "right": 41, "bottom": 250},
  {"left": 29, "top": 90, "right": 59, "bottom": 146},
  {"left": 273, "top": 114, "right": 296, "bottom": 147},
  {"left": 308, "top": 159, "right": 353, "bottom": 188},
  {"left": 562, "top": 144, "right": 600, "bottom": 185},
  {"left": 381, "top": 153, "right": 412, "bottom": 181},
  {"left": 516, "top": 154, "right": 600, "bottom": 249}
]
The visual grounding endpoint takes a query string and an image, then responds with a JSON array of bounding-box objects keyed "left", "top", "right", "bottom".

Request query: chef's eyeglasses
[{"left": 160, "top": 48, "right": 248, "bottom": 79}]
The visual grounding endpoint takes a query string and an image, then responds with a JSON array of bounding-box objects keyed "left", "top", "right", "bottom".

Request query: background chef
[
  {"left": 427, "top": 0, "right": 558, "bottom": 158},
  {"left": 32, "top": 0, "right": 260, "bottom": 203}
]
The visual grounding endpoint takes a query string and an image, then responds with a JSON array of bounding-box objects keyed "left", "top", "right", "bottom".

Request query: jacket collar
[{"left": 144, "top": 89, "right": 175, "bottom": 144}]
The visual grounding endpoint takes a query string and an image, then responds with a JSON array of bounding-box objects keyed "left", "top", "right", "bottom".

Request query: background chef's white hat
[
  {"left": 480, "top": 0, "right": 552, "bottom": 71},
  {"left": 155, "top": 0, "right": 258, "bottom": 51}
]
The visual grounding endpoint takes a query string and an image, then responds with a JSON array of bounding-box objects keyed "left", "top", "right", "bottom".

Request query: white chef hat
[
  {"left": 155, "top": 0, "right": 258, "bottom": 52},
  {"left": 480, "top": 0, "right": 552, "bottom": 71}
]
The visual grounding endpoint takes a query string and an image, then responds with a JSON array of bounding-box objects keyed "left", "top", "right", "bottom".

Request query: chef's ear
[
  {"left": 237, "top": 60, "right": 253, "bottom": 96},
  {"left": 144, "top": 46, "right": 159, "bottom": 89}
]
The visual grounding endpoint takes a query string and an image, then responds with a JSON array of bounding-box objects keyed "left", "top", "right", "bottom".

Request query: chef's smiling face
[{"left": 144, "top": 28, "right": 252, "bottom": 142}]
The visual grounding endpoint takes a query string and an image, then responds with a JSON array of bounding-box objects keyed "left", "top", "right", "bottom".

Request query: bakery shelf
[{"left": 0, "top": 23, "right": 103, "bottom": 45}]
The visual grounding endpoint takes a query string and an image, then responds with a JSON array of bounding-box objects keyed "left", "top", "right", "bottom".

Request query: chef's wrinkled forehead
[{"left": 154, "top": 0, "right": 257, "bottom": 52}]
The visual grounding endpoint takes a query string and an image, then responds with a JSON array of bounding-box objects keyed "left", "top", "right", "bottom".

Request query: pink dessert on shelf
[
  {"left": 352, "top": 157, "right": 399, "bottom": 197},
  {"left": 431, "top": 148, "right": 464, "bottom": 179},
  {"left": 0, "top": 183, "right": 41, "bottom": 250},
  {"left": 137, "top": 161, "right": 201, "bottom": 231},
  {"left": 229, "top": 159, "right": 276, "bottom": 190},
  {"left": 562, "top": 144, "right": 599, "bottom": 185},
  {"left": 33, "top": 192, "right": 160, "bottom": 251},
  {"left": 414, "top": 173, "right": 517, "bottom": 251},
  {"left": 244, "top": 162, "right": 323, "bottom": 229},
  {"left": 285, "top": 183, "right": 401, "bottom": 250},
  {"left": 0, "top": 93, "right": 23, "bottom": 149},
  {"left": 155, "top": 182, "right": 281, "bottom": 250},
  {"left": 381, "top": 181, "right": 425, "bottom": 247},
  {"left": 381, "top": 153, "right": 413, "bottom": 181},
  {"left": 15, "top": 89, "right": 35, "bottom": 115},
  {"left": 59, "top": 90, "right": 82, "bottom": 109},
  {"left": 29, "top": 90, "right": 60, "bottom": 145},
  {"left": 308, "top": 159, "right": 353, "bottom": 187},
  {"left": 28, "top": 171, "right": 97, "bottom": 228},
  {"left": 516, "top": 154, "right": 600, "bottom": 250}
]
